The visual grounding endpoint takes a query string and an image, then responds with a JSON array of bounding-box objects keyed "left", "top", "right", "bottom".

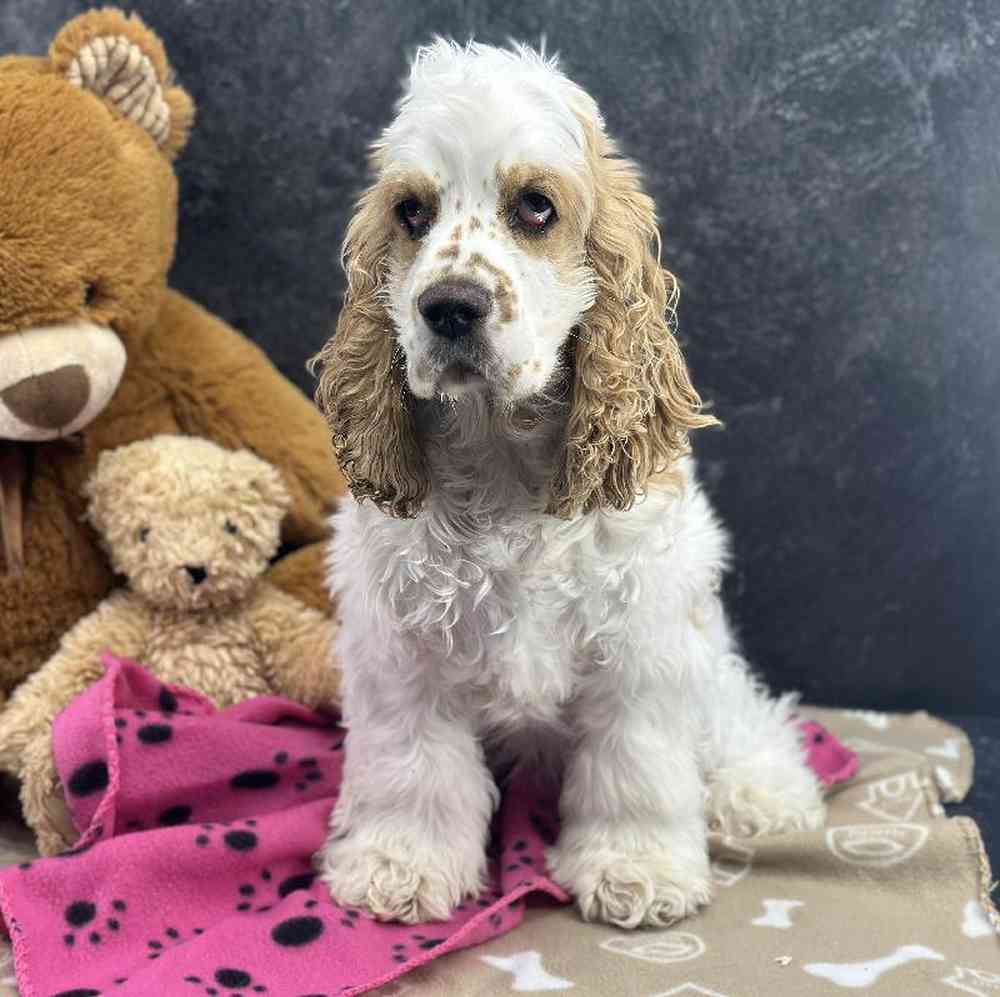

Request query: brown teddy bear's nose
[
  {"left": 185, "top": 565, "right": 208, "bottom": 586},
  {"left": 0, "top": 365, "right": 90, "bottom": 430}
]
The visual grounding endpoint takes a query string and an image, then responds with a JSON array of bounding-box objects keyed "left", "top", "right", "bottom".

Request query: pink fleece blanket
[{"left": 0, "top": 656, "right": 856, "bottom": 997}]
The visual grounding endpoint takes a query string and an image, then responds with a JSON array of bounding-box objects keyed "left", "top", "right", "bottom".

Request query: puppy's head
[{"left": 313, "top": 41, "right": 717, "bottom": 519}]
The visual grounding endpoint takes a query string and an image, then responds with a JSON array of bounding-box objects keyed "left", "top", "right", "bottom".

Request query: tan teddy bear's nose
[
  {"left": 185, "top": 565, "right": 208, "bottom": 586},
  {"left": 1, "top": 365, "right": 90, "bottom": 431}
]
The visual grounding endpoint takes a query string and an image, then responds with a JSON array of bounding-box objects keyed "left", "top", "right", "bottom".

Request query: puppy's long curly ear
[
  {"left": 310, "top": 186, "right": 427, "bottom": 518},
  {"left": 548, "top": 120, "right": 719, "bottom": 519}
]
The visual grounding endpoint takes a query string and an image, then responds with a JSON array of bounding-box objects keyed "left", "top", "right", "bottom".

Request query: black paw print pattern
[
  {"left": 183, "top": 966, "right": 269, "bottom": 995},
  {"left": 194, "top": 819, "right": 260, "bottom": 853},
  {"left": 66, "top": 759, "right": 109, "bottom": 798},
  {"left": 389, "top": 931, "right": 446, "bottom": 964},
  {"left": 496, "top": 814, "right": 555, "bottom": 893},
  {"left": 528, "top": 810, "right": 557, "bottom": 847},
  {"left": 112, "top": 686, "right": 195, "bottom": 747},
  {"left": 231, "top": 862, "right": 318, "bottom": 913},
  {"left": 146, "top": 924, "right": 190, "bottom": 961},
  {"left": 229, "top": 750, "right": 327, "bottom": 795},
  {"left": 62, "top": 897, "right": 127, "bottom": 949},
  {"left": 270, "top": 914, "right": 325, "bottom": 947},
  {"left": 503, "top": 838, "right": 538, "bottom": 876}
]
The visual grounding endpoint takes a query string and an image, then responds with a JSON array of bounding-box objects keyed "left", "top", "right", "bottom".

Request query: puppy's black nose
[
  {"left": 185, "top": 565, "right": 208, "bottom": 586},
  {"left": 418, "top": 278, "right": 492, "bottom": 340}
]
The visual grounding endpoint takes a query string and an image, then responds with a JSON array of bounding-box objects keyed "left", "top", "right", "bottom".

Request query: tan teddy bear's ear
[
  {"left": 82, "top": 443, "right": 135, "bottom": 537},
  {"left": 49, "top": 7, "right": 195, "bottom": 160},
  {"left": 229, "top": 451, "right": 293, "bottom": 517}
]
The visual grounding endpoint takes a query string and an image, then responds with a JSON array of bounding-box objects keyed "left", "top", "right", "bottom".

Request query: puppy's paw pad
[
  {"left": 707, "top": 776, "right": 826, "bottom": 838},
  {"left": 573, "top": 858, "right": 712, "bottom": 929},
  {"left": 316, "top": 841, "right": 464, "bottom": 923}
]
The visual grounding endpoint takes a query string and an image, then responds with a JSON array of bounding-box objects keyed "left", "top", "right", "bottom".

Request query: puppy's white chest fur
[
  {"left": 327, "top": 453, "right": 721, "bottom": 757},
  {"left": 335, "top": 497, "right": 585, "bottom": 736},
  {"left": 452, "top": 524, "right": 582, "bottom": 733}
]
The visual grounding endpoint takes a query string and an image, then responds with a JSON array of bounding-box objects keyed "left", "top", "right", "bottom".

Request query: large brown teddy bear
[{"left": 0, "top": 8, "right": 345, "bottom": 700}]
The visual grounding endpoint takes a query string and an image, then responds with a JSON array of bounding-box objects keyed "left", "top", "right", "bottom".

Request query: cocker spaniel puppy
[{"left": 312, "top": 40, "right": 824, "bottom": 929}]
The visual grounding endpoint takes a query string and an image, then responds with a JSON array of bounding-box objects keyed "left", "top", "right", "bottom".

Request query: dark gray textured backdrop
[{"left": 3, "top": 1, "right": 999, "bottom": 718}]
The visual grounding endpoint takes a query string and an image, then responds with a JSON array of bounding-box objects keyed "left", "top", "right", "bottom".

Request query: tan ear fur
[
  {"left": 310, "top": 181, "right": 428, "bottom": 519},
  {"left": 548, "top": 119, "right": 719, "bottom": 518},
  {"left": 226, "top": 450, "right": 292, "bottom": 516},
  {"left": 49, "top": 7, "right": 194, "bottom": 159}
]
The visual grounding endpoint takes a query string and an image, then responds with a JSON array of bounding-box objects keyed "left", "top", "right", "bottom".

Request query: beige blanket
[{"left": 1, "top": 707, "right": 997, "bottom": 996}]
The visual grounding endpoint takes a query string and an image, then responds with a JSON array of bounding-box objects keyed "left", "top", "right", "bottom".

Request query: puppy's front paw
[
  {"left": 548, "top": 831, "right": 712, "bottom": 930},
  {"left": 315, "top": 830, "right": 483, "bottom": 923}
]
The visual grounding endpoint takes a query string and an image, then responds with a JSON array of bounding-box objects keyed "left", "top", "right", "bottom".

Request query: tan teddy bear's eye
[
  {"left": 137, "top": 527, "right": 150, "bottom": 543},
  {"left": 224, "top": 519, "right": 239, "bottom": 536},
  {"left": 83, "top": 281, "right": 99, "bottom": 306}
]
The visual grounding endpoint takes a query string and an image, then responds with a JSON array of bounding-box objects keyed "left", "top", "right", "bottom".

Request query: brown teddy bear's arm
[
  {"left": 247, "top": 583, "right": 341, "bottom": 712},
  {"left": 0, "top": 591, "right": 151, "bottom": 776},
  {"left": 152, "top": 291, "right": 347, "bottom": 548}
]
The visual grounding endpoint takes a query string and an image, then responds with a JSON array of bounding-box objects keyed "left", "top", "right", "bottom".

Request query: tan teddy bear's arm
[
  {"left": 0, "top": 590, "right": 151, "bottom": 775},
  {"left": 247, "top": 583, "right": 341, "bottom": 711},
  {"left": 152, "top": 291, "right": 347, "bottom": 549}
]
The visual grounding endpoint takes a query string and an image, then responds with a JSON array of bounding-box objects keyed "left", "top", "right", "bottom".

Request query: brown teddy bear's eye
[
  {"left": 138, "top": 527, "right": 150, "bottom": 543},
  {"left": 224, "top": 519, "right": 239, "bottom": 536},
  {"left": 84, "top": 281, "right": 99, "bottom": 306}
]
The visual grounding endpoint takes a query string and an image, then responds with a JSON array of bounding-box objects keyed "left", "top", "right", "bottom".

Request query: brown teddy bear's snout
[
  {"left": 1, "top": 365, "right": 90, "bottom": 431},
  {"left": 0, "top": 323, "right": 127, "bottom": 442}
]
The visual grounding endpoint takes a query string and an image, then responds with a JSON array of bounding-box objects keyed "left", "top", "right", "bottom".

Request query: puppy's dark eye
[
  {"left": 138, "top": 527, "right": 150, "bottom": 543},
  {"left": 516, "top": 191, "right": 556, "bottom": 231},
  {"left": 397, "top": 197, "right": 430, "bottom": 238},
  {"left": 224, "top": 519, "right": 239, "bottom": 536}
]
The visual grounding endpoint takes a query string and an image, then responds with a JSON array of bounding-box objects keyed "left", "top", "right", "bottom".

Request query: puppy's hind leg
[{"left": 702, "top": 653, "right": 825, "bottom": 838}]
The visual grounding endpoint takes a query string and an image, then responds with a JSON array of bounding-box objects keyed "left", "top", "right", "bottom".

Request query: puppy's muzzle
[{"left": 418, "top": 278, "right": 492, "bottom": 340}]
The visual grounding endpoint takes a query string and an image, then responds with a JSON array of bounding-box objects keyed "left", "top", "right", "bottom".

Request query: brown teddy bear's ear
[{"left": 49, "top": 8, "right": 194, "bottom": 160}]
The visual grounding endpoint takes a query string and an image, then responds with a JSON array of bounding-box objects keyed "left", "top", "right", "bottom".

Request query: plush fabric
[
  {"left": 0, "top": 657, "right": 855, "bottom": 997},
  {"left": 0, "top": 436, "right": 340, "bottom": 856},
  {"left": 0, "top": 0, "right": 982, "bottom": 718},
  {"left": 0, "top": 8, "right": 346, "bottom": 701}
]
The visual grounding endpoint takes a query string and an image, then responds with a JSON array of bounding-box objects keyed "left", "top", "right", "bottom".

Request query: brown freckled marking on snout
[
  {"left": 450, "top": 223, "right": 462, "bottom": 241},
  {"left": 468, "top": 252, "right": 501, "bottom": 277},
  {"left": 494, "top": 284, "right": 516, "bottom": 323},
  {"left": 468, "top": 252, "right": 517, "bottom": 323},
  {"left": 437, "top": 244, "right": 460, "bottom": 260},
  {"left": 508, "top": 364, "right": 522, "bottom": 380},
  {"left": 469, "top": 216, "right": 482, "bottom": 232}
]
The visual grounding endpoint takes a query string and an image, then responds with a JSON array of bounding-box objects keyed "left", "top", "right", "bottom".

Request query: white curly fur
[{"left": 315, "top": 42, "right": 824, "bottom": 929}]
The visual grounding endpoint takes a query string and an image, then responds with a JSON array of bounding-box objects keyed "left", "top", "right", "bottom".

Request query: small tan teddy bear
[{"left": 0, "top": 434, "right": 340, "bottom": 855}]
